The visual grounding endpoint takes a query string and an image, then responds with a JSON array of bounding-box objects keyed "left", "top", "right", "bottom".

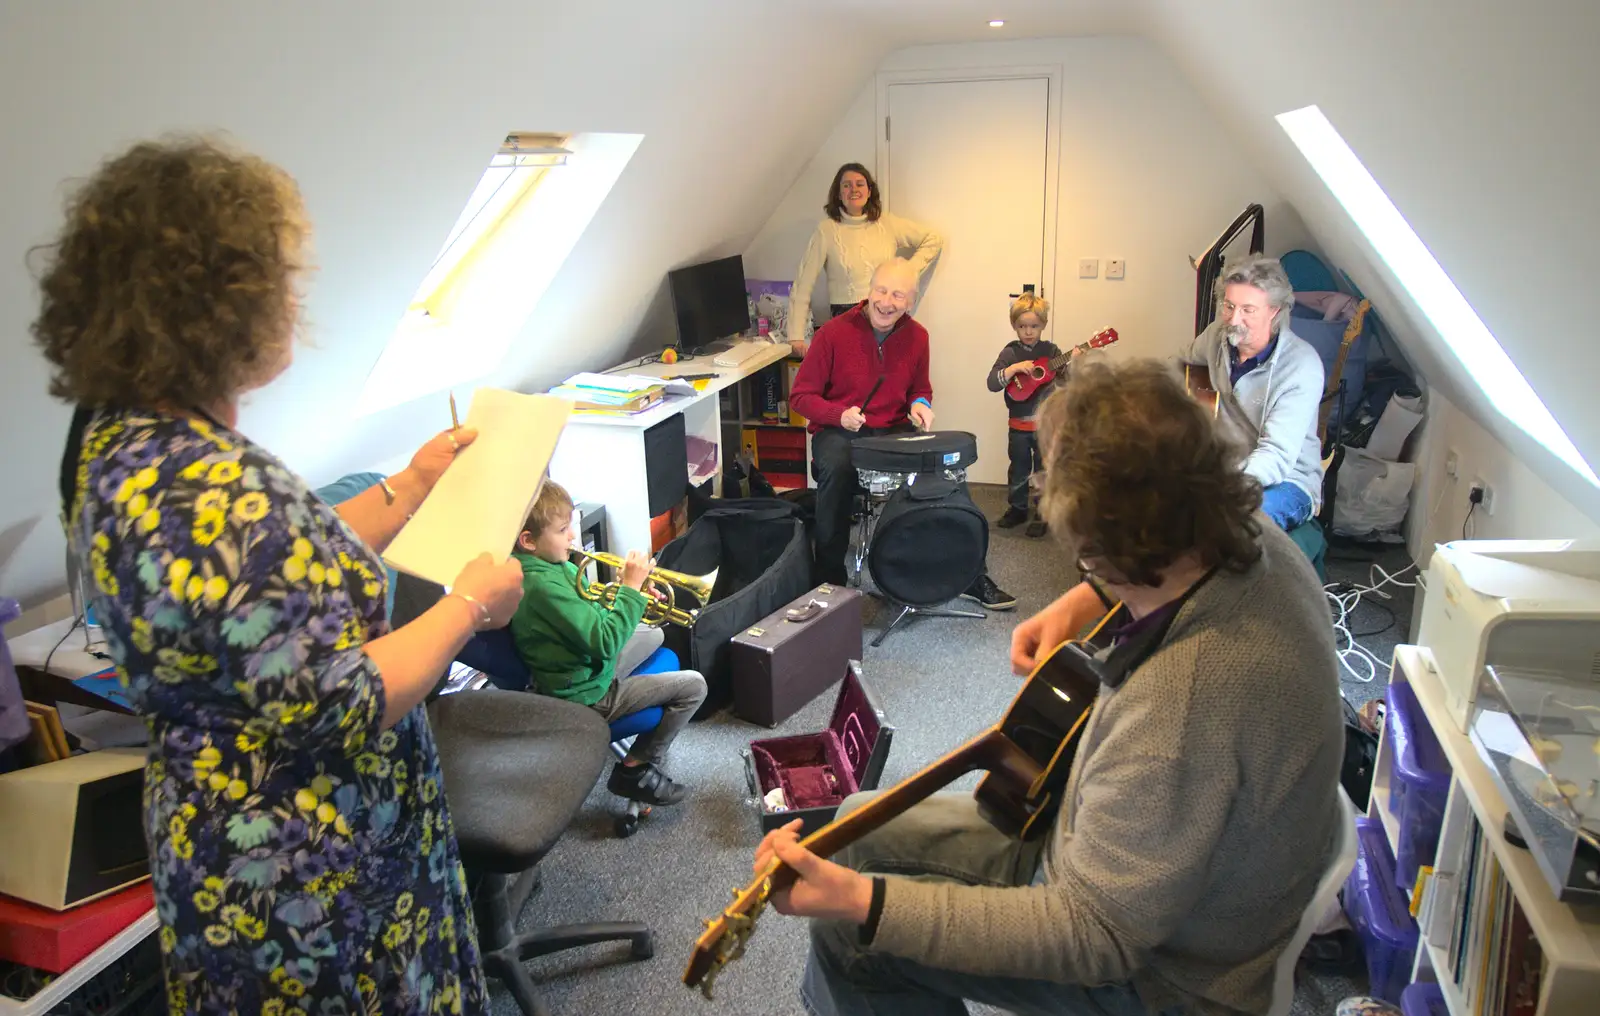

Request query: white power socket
[
  {"left": 1445, "top": 449, "right": 1459, "bottom": 477},
  {"left": 1469, "top": 477, "right": 1496, "bottom": 516}
]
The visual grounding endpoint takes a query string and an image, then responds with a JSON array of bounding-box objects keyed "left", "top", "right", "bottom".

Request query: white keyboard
[{"left": 713, "top": 340, "right": 771, "bottom": 368}]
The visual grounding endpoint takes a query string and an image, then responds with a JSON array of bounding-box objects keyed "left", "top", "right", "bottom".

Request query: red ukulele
[{"left": 1004, "top": 327, "right": 1120, "bottom": 402}]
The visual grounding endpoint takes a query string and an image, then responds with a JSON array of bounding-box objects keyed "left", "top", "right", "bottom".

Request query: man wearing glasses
[{"left": 1182, "top": 257, "right": 1326, "bottom": 530}]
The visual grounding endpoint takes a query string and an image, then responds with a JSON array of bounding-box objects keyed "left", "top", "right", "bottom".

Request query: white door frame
[{"left": 875, "top": 65, "right": 1063, "bottom": 307}]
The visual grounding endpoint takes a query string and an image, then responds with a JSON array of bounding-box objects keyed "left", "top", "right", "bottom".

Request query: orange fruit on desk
[{"left": 661, "top": 347, "right": 679, "bottom": 364}]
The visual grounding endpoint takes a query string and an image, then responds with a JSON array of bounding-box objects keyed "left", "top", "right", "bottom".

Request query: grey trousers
[
  {"left": 801, "top": 792, "right": 1180, "bottom": 1016},
  {"left": 590, "top": 627, "right": 706, "bottom": 767}
]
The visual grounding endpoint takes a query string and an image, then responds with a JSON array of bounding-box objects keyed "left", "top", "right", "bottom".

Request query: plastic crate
[
  {"left": 1344, "top": 817, "right": 1418, "bottom": 1004},
  {"left": 1, "top": 599, "right": 24, "bottom": 757},
  {"left": 1386, "top": 680, "right": 1451, "bottom": 888},
  {"left": 1399, "top": 981, "right": 1447, "bottom": 1016},
  {"left": 0, "top": 910, "right": 159, "bottom": 1016}
]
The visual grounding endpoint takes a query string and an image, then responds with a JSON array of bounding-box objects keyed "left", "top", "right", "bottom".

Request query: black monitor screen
[{"left": 668, "top": 255, "right": 750, "bottom": 348}]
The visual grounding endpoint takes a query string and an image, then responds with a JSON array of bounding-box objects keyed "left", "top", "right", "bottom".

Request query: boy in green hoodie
[{"left": 508, "top": 481, "right": 705, "bottom": 805}]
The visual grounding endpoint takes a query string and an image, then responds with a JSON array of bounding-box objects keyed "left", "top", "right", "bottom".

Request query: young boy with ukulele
[
  {"left": 509, "top": 481, "right": 706, "bottom": 805},
  {"left": 986, "top": 292, "right": 1078, "bottom": 536}
]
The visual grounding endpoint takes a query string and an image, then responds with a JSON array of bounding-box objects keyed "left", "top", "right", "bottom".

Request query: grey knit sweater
[
  {"left": 1183, "top": 321, "right": 1327, "bottom": 508},
  {"left": 871, "top": 520, "right": 1344, "bottom": 1015}
]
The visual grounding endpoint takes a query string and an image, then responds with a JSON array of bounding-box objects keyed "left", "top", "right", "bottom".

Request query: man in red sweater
[{"left": 790, "top": 259, "right": 1014, "bottom": 609}]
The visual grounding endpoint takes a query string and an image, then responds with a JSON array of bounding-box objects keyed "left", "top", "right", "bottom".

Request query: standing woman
[
  {"left": 32, "top": 137, "right": 525, "bottom": 1014},
  {"left": 787, "top": 163, "right": 943, "bottom": 347}
]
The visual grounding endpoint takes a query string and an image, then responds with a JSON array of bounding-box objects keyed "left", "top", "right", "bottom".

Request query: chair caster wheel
[
  {"left": 615, "top": 814, "right": 638, "bottom": 838},
  {"left": 633, "top": 931, "right": 655, "bottom": 960}
]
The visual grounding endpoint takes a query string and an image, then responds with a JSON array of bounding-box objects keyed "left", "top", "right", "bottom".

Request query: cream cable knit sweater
[{"left": 788, "top": 212, "right": 943, "bottom": 337}]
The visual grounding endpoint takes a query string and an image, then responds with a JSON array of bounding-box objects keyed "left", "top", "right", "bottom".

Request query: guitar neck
[
  {"left": 763, "top": 730, "right": 1016, "bottom": 893},
  {"left": 1047, "top": 341, "right": 1091, "bottom": 370}
]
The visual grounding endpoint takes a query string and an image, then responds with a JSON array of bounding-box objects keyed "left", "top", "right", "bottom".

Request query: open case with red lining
[{"left": 740, "top": 661, "right": 893, "bottom": 836}]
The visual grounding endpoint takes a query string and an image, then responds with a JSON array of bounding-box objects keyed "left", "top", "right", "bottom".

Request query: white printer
[{"left": 1416, "top": 538, "right": 1600, "bottom": 732}]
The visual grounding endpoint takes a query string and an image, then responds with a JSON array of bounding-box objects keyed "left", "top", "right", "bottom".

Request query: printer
[{"left": 1416, "top": 538, "right": 1600, "bottom": 733}]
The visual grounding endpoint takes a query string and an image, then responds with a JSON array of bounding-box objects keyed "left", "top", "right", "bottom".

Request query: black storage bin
[
  {"left": 656, "top": 509, "right": 812, "bottom": 719},
  {"left": 644, "top": 412, "right": 689, "bottom": 517}
]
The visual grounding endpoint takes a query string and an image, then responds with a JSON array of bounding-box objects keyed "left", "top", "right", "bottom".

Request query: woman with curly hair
[
  {"left": 786, "top": 163, "right": 942, "bottom": 346},
  {"left": 746, "top": 359, "right": 1344, "bottom": 1016},
  {"left": 33, "top": 137, "right": 526, "bottom": 1014}
]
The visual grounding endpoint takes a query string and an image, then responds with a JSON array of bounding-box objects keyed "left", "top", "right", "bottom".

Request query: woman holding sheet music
[{"left": 33, "top": 136, "right": 519, "bottom": 1015}]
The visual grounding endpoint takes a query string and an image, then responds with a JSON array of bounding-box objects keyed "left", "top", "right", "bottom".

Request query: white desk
[{"left": 548, "top": 342, "right": 792, "bottom": 558}]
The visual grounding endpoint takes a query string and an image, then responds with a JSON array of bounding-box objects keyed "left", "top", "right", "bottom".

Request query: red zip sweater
[{"left": 790, "top": 304, "right": 932, "bottom": 433}]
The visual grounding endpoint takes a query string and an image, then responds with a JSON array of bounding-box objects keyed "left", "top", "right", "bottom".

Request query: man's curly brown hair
[
  {"left": 31, "top": 136, "right": 309, "bottom": 409},
  {"left": 1036, "top": 358, "right": 1263, "bottom": 587}
]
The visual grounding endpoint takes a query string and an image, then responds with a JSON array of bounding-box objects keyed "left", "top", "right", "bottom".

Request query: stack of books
[{"left": 549, "top": 373, "right": 667, "bottom": 414}]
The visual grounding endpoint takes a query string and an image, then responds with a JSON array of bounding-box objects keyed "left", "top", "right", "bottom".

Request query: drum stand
[{"left": 848, "top": 489, "right": 984, "bottom": 648}]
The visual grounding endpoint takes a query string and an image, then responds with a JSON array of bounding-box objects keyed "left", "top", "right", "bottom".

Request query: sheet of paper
[
  {"left": 382, "top": 389, "right": 572, "bottom": 587},
  {"left": 563, "top": 371, "right": 665, "bottom": 393}
]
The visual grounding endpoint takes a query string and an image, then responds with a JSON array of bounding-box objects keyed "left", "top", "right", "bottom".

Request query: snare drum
[{"left": 855, "top": 468, "right": 907, "bottom": 497}]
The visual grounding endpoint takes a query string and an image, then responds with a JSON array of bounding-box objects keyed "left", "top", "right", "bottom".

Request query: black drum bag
[
  {"left": 656, "top": 511, "right": 813, "bottom": 719},
  {"left": 867, "top": 475, "right": 987, "bottom": 606},
  {"left": 852, "top": 430, "right": 978, "bottom": 474}
]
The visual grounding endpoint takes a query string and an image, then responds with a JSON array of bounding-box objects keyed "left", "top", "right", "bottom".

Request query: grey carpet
[{"left": 487, "top": 485, "right": 1414, "bottom": 1016}]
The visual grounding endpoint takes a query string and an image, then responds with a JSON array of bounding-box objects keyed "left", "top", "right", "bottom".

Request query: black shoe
[
  {"left": 995, "top": 507, "right": 1029, "bottom": 529},
  {"left": 1024, "top": 519, "right": 1048, "bottom": 539},
  {"left": 607, "top": 762, "right": 689, "bottom": 806},
  {"left": 960, "top": 573, "right": 1017, "bottom": 611}
]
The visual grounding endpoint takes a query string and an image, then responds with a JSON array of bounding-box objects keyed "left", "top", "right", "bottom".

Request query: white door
[{"left": 884, "top": 76, "right": 1051, "bottom": 485}]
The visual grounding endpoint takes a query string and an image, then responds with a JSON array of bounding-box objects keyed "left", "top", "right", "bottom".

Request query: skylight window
[
  {"left": 1276, "top": 104, "right": 1598, "bottom": 488},
  {"left": 357, "top": 131, "right": 643, "bottom": 416}
]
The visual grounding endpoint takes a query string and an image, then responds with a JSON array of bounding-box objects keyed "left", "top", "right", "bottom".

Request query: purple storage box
[
  {"left": 1386, "top": 680, "right": 1451, "bottom": 889},
  {"left": 1400, "top": 982, "right": 1447, "bottom": 1016},
  {"left": 1, "top": 598, "right": 29, "bottom": 754},
  {"left": 1344, "top": 817, "right": 1418, "bottom": 1004}
]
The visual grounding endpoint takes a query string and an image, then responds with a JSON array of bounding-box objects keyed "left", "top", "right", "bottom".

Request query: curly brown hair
[
  {"left": 31, "top": 136, "right": 309, "bottom": 409},
  {"left": 1036, "top": 358, "right": 1263, "bottom": 587}
]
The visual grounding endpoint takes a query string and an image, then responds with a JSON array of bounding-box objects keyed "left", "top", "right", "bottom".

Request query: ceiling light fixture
[{"left": 988, "top": 19, "right": 1005, "bottom": 28}]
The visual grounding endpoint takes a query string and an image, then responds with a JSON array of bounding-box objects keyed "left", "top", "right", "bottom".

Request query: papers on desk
[
  {"left": 383, "top": 389, "right": 572, "bottom": 587},
  {"left": 563, "top": 372, "right": 700, "bottom": 398}
]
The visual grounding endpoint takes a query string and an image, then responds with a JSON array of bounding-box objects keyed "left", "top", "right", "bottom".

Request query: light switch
[
  {"left": 1078, "top": 258, "right": 1099, "bottom": 279},
  {"left": 1106, "top": 259, "right": 1126, "bottom": 280}
]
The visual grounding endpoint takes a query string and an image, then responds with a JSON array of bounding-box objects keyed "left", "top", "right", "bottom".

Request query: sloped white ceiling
[
  {"left": 1144, "top": 0, "right": 1600, "bottom": 524},
  {"left": 0, "top": 0, "right": 1140, "bottom": 606},
  {"left": 3, "top": 0, "right": 1597, "bottom": 609}
]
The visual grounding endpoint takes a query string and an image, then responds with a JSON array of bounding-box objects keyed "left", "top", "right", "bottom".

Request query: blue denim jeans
[
  {"left": 798, "top": 793, "right": 1182, "bottom": 1016},
  {"left": 1260, "top": 482, "right": 1313, "bottom": 531}
]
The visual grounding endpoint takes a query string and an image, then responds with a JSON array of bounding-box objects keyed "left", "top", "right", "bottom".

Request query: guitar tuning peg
[{"left": 731, "top": 886, "right": 741, "bottom": 897}]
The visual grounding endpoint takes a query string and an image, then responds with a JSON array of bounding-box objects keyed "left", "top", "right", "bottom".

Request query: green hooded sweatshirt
[{"left": 507, "top": 553, "right": 647, "bottom": 705}]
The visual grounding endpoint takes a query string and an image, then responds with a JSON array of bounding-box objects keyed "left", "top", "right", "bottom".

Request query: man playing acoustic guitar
[
  {"left": 1181, "top": 257, "right": 1325, "bottom": 531},
  {"left": 751, "top": 359, "right": 1344, "bottom": 1016}
]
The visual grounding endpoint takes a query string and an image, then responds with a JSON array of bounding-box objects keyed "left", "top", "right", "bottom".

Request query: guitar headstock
[
  {"left": 1088, "top": 326, "right": 1119, "bottom": 349},
  {"left": 684, "top": 874, "right": 774, "bottom": 999}
]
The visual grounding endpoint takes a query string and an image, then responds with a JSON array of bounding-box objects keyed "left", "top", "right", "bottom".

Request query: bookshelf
[
  {"left": 719, "top": 355, "right": 813, "bottom": 492},
  {"left": 1381, "top": 646, "right": 1600, "bottom": 1015}
]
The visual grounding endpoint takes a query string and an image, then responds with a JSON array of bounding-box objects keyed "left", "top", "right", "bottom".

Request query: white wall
[
  {"left": 747, "top": 35, "right": 1317, "bottom": 373},
  {"left": 1146, "top": 0, "right": 1600, "bottom": 537},
  {"left": 2, "top": 2, "right": 1142, "bottom": 610},
  {"left": 1407, "top": 391, "right": 1600, "bottom": 562}
]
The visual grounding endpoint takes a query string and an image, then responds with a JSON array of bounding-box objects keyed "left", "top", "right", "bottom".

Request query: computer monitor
[{"left": 667, "top": 254, "right": 751, "bottom": 351}]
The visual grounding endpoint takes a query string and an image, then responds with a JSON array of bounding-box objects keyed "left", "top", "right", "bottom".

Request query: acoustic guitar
[
  {"left": 682, "top": 604, "right": 1124, "bottom": 999},
  {"left": 1005, "top": 327, "right": 1120, "bottom": 402},
  {"left": 1183, "top": 362, "right": 1220, "bottom": 419}
]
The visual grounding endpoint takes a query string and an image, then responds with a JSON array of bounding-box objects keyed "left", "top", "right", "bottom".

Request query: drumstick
[{"left": 849, "top": 376, "right": 885, "bottom": 429}]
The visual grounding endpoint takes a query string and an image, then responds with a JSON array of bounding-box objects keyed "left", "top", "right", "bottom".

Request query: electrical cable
[{"left": 1324, "top": 559, "right": 1418, "bottom": 683}]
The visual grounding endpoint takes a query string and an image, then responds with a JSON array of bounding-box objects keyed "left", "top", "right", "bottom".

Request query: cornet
[{"left": 570, "top": 549, "right": 717, "bottom": 628}]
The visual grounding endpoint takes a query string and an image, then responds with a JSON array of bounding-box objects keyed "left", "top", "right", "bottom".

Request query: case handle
[{"left": 785, "top": 598, "right": 829, "bottom": 623}]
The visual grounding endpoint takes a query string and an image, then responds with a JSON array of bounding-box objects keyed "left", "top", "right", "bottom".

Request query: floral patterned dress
[{"left": 69, "top": 409, "right": 488, "bottom": 1015}]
